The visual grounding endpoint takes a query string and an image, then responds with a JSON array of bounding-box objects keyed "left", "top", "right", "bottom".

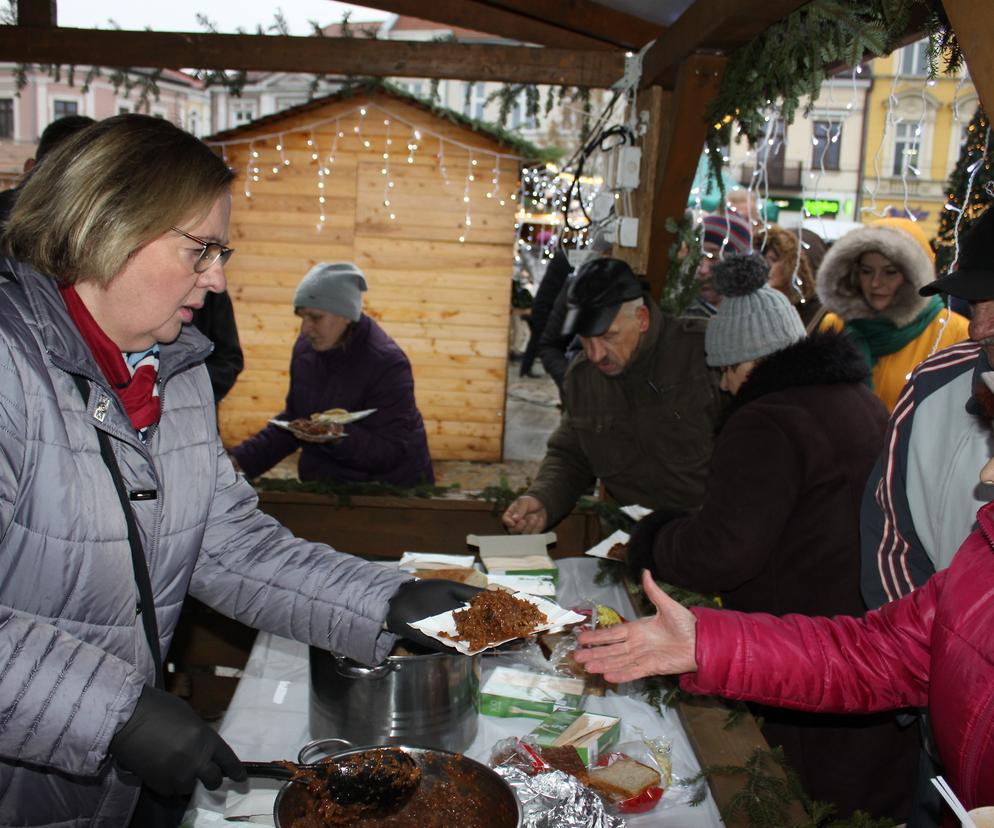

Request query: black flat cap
[
  {"left": 920, "top": 207, "right": 994, "bottom": 301},
  {"left": 562, "top": 257, "right": 644, "bottom": 337}
]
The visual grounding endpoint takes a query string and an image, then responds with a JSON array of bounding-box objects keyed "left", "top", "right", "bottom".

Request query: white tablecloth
[{"left": 182, "top": 557, "right": 724, "bottom": 827}]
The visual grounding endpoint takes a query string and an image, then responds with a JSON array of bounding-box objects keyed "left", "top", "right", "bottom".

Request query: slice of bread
[{"left": 586, "top": 757, "right": 661, "bottom": 801}]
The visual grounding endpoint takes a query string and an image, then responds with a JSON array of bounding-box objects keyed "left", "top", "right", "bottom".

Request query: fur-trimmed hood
[
  {"left": 725, "top": 331, "right": 869, "bottom": 420},
  {"left": 816, "top": 226, "right": 935, "bottom": 327}
]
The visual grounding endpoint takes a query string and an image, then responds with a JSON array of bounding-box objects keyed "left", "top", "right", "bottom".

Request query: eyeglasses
[{"left": 170, "top": 227, "right": 235, "bottom": 273}]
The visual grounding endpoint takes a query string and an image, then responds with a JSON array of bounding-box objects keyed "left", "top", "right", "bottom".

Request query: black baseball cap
[
  {"left": 562, "top": 257, "right": 644, "bottom": 337},
  {"left": 920, "top": 207, "right": 994, "bottom": 300}
]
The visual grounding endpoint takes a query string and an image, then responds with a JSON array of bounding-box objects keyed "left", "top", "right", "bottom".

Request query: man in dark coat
[
  {"left": 503, "top": 257, "right": 723, "bottom": 533},
  {"left": 231, "top": 262, "right": 434, "bottom": 487},
  {"left": 626, "top": 253, "right": 918, "bottom": 821}
]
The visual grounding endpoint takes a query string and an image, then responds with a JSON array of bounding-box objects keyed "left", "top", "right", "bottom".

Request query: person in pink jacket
[{"left": 574, "top": 458, "right": 994, "bottom": 820}]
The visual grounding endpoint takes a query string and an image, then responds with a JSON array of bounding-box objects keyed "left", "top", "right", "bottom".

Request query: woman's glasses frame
[{"left": 171, "top": 227, "right": 235, "bottom": 273}]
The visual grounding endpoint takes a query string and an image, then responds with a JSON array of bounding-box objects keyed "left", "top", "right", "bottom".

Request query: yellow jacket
[{"left": 819, "top": 310, "right": 969, "bottom": 412}]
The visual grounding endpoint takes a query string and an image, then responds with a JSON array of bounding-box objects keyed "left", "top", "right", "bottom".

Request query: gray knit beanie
[
  {"left": 705, "top": 252, "right": 806, "bottom": 367},
  {"left": 293, "top": 262, "right": 368, "bottom": 321}
]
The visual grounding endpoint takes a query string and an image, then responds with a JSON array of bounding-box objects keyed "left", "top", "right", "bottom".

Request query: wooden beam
[
  {"left": 0, "top": 27, "right": 625, "bottom": 87},
  {"left": 480, "top": 0, "right": 664, "bottom": 50},
  {"left": 640, "top": 0, "right": 811, "bottom": 89},
  {"left": 17, "top": 0, "right": 56, "bottom": 27},
  {"left": 349, "top": 0, "right": 618, "bottom": 51},
  {"left": 644, "top": 54, "right": 728, "bottom": 299},
  {"left": 942, "top": 0, "right": 994, "bottom": 116}
]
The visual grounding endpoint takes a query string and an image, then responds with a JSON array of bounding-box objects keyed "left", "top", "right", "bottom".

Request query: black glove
[
  {"left": 385, "top": 579, "right": 483, "bottom": 652},
  {"left": 625, "top": 508, "right": 687, "bottom": 582},
  {"left": 110, "top": 685, "right": 246, "bottom": 796}
]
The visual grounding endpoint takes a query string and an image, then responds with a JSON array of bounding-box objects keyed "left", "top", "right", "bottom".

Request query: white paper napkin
[
  {"left": 398, "top": 552, "right": 477, "bottom": 571},
  {"left": 620, "top": 504, "right": 652, "bottom": 521},
  {"left": 409, "top": 592, "right": 586, "bottom": 655},
  {"left": 486, "top": 574, "right": 557, "bottom": 596},
  {"left": 584, "top": 529, "right": 631, "bottom": 559},
  {"left": 223, "top": 779, "right": 280, "bottom": 823}
]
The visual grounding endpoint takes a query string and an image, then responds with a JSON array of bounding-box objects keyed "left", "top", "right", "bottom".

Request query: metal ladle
[{"left": 243, "top": 747, "right": 421, "bottom": 822}]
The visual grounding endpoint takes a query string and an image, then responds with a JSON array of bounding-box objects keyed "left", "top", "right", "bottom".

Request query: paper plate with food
[
  {"left": 409, "top": 589, "right": 586, "bottom": 656},
  {"left": 585, "top": 529, "right": 630, "bottom": 561},
  {"left": 270, "top": 408, "right": 376, "bottom": 441}
]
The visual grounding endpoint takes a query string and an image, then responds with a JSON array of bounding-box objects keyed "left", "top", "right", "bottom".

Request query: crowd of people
[
  {"left": 509, "top": 202, "right": 992, "bottom": 823},
  {"left": 2, "top": 110, "right": 993, "bottom": 827}
]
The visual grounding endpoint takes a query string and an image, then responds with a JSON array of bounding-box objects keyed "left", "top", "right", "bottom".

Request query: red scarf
[{"left": 61, "top": 285, "right": 161, "bottom": 431}]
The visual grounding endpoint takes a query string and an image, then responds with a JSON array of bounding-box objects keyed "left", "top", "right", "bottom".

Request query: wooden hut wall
[{"left": 215, "top": 96, "right": 520, "bottom": 462}]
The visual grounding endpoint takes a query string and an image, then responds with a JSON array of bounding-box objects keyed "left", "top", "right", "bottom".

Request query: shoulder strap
[{"left": 71, "top": 373, "right": 164, "bottom": 689}]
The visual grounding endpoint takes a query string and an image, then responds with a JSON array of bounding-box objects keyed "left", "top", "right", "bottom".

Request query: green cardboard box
[
  {"left": 529, "top": 709, "right": 621, "bottom": 765},
  {"left": 481, "top": 666, "right": 585, "bottom": 719},
  {"left": 468, "top": 532, "right": 559, "bottom": 584}
]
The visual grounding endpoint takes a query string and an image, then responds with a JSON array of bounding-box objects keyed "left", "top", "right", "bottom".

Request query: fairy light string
[{"left": 209, "top": 101, "right": 523, "bottom": 243}]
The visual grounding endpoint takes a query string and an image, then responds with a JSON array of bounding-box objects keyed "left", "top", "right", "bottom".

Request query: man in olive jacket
[{"left": 503, "top": 258, "right": 723, "bottom": 533}]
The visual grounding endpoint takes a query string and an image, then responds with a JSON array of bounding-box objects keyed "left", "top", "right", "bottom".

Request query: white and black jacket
[{"left": 860, "top": 340, "right": 994, "bottom": 607}]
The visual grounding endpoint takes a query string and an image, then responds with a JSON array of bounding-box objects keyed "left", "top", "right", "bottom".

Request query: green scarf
[{"left": 844, "top": 295, "right": 945, "bottom": 387}]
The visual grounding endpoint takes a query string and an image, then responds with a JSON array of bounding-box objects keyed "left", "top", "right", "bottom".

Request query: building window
[
  {"left": 0, "top": 98, "right": 13, "bottom": 139},
  {"left": 756, "top": 119, "right": 786, "bottom": 165},
  {"left": 510, "top": 93, "right": 537, "bottom": 131},
  {"left": 233, "top": 104, "right": 256, "bottom": 125},
  {"left": 463, "top": 82, "right": 486, "bottom": 121},
  {"left": 812, "top": 120, "right": 842, "bottom": 170},
  {"left": 53, "top": 100, "right": 79, "bottom": 119},
  {"left": 900, "top": 40, "right": 929, "bottom": 76},
  {"left": 893, "top": 121, "right": 921, "bottom": 176},
  {"left": 188, "top": 110, "right": 199, "bottom": 137}
]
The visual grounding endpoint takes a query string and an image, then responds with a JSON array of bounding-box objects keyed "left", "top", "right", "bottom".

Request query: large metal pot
[
  {"left": 273, "top": 740, "right": 522, "bottom": 828},
  {"left": 309, "top": 645, "right": 480, "bottom": 752}
]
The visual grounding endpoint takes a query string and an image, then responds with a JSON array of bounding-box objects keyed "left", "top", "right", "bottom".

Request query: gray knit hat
[
  {"left": 293, "top": 262, "right": 368, "bottom": 321},
  {"left": 705, "top": 253, "right": 806, "bottom": 367}
]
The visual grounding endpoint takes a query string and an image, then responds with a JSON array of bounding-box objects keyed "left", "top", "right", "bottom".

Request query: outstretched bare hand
[{"left": 573, "top": 569, "right": 698, "bottom": 683}]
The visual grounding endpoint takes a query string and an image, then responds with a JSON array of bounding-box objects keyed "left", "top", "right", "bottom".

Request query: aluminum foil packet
[
  {"left": 490, "top": 738, "right": 625, "bottom": 828},
  {"left": 493, "top": 765, "right": 626, "bottom": 828}
]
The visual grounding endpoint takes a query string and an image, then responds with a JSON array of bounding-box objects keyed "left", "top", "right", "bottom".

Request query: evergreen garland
[
  {"left": 693, "top": 747, "right": 898, "bottom": 828},
  {"left": 660, "top": 214, "right": 705, "bottom": 316},
  {"left": 252, "top": 476, "right": 459, "bottom": 505},
  {"left": 934, "top": 104, "right": 992, "bottom": 276},
  {"left": 469, "top": 476, "right": 529, "bottom": 517}
]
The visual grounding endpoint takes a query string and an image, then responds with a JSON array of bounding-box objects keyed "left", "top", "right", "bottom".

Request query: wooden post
[
  {"left": 16, "top": 0, "right": 56, "bottom": 27},
  {"left": 613, "top": 85, "right": 667, "bottom": 278},
  {"left": 942, "top": 0, "right": 994, "bottom": 116},
  {"left": 626, "top": 54, "right": 727, "bottom": 300}
]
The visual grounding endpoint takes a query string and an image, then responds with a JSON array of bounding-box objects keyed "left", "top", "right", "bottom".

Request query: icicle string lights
[{"left": 209, "top": 101, "right": 522, "bottom": 243}]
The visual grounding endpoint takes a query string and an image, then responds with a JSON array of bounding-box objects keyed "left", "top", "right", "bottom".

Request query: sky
[{"left": 56, "top": 1, "right": 387, "bottom": 35}]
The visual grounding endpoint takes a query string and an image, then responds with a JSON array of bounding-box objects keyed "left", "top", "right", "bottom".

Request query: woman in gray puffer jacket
[{"left": 0, "top": 114, "right": 473, "bottom": 828}]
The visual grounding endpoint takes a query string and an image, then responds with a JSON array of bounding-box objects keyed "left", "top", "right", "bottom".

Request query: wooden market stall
[
  {"left": 6, "top": 2, "right": 994, "bottom": 824},
  {"left": 205, "top": 88, "right": 526, "bottom": 461}
]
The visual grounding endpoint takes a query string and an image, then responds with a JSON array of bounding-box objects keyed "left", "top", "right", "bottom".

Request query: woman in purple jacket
[{"left": 232, "top": 262, "right": 434, "bottom": 487}]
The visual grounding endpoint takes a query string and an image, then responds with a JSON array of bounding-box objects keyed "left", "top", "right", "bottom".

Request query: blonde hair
[{"left": 2, "top": 113, "right": 235, "bottom": 286}]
